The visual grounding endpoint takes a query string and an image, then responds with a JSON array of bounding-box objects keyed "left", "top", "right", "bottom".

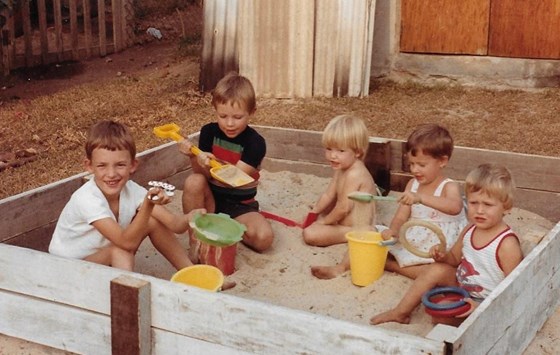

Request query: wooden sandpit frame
[{"left": 1, "top": 126, "right": 559, "bottom": 354}]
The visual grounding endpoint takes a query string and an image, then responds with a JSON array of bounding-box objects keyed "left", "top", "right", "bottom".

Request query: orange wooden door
[
  {"left": 489, "top": 0, "right": 560, "bottom": 59},
  {"left": 400, "top": 0, "right": 490, "bottom": 55}
]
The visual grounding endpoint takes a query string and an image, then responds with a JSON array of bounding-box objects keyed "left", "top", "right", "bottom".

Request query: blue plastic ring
[{"left": 422, "top": 286, "right": 469, "bottom": 311}]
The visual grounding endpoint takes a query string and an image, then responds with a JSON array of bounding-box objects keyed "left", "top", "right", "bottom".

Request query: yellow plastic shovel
[{"left": 153, "top": 123, "right": 255, "bottom": 188}]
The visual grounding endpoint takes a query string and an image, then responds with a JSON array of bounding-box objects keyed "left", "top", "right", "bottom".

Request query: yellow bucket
[
  {"left": 346, "top": 231, "right": 388, "bottom": 286},
  {"left": 170, "top": 265, "right": 224, "bottom": 292}
]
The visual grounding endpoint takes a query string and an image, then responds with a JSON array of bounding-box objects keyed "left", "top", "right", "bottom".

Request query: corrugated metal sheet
[
  {"left": 238, "top": 0, "right": 314, "bottom": 98},
  {"left": 200, "top": 0, "right": 376, "bottom": 98},
  {"left": 200, "top": 0, "right": 240, "bottom": 92},
  {"left": 314, "top": 0, "right": 376, "bottom": 97}
]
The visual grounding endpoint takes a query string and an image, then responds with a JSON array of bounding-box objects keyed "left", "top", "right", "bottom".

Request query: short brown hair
[
  {"left": 85, "top": 120, "right": 136, "bottom": 160},
  {"left": 321, "top": 115, "right": 370, "bottom": 160},
  {"left": 406, "top": 123, "right": 453, "bottom": 159},
  {"left": 211, "top": 72, "right": 256, "bottom": 114},
  {"left": 465, "top": 163, "right": 515, "bottom": 210}
]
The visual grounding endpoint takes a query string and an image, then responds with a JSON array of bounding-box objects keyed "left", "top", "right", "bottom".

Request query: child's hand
[
  {"left": 177, "top": 139, "right": 195, "bottom": 157},
  {"left": 381, "top": 228, "right": 395, "bottom": 241},
  {"left": 185, "top": 208, "right": 207, "bottom": 223},
  {"left": 195, "top": 151, "right": 212, "bottom": 168},
  {"left": 146, "top": 187, "right": 172, "bottom": 205},
  {"left": 301, "top": 212, "right": 318, "bottom": 228},
  {"left": 429, "top": 244, "right": 446, "bottom": 261},
  {"left": 398, "top": 192, "right": 422, "bottom": 206}
]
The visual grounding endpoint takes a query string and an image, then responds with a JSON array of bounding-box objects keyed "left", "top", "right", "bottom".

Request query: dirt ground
[{"left": 1, "top": 3, "right": 559, "bottom": 354}]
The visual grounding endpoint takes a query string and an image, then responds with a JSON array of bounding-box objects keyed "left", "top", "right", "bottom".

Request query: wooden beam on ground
[{"left": 111, "top": 276, "right": 151, "bottom": 355}]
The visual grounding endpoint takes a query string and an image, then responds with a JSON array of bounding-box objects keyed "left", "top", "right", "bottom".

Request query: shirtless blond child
[{"left": 301, "top": 115, "right": 377, "bottom": 279}]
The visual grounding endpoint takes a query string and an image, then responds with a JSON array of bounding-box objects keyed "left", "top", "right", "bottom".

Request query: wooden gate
[
  {"left": 0, "top": 0, "right": 135, "bottom": 75},
  {"left": 400, "top": 0, "right": 560, "bottom": 60}
]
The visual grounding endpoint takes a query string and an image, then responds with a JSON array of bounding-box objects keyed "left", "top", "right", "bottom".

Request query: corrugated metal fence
[
  {"left": 200, "top": 0, "right": 376, "bottom": 98},
  {"left": 0, "top": 0, "right": 134, "bottom": 75}
]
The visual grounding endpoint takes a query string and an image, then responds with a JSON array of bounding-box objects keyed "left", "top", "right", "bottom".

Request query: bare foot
[
  {"left": 221, "top": 280, "right": 237, "bottom": 291},
  {"left": 369, "top": 309, "right": 411, "bottom": 325},
  {"left": 310, "top": 264, "right": 346, "bottom": 279}
]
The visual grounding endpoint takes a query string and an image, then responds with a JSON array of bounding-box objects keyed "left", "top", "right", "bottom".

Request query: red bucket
[{"left": 189, "top": 232, "right": 238, "bottom": 275}]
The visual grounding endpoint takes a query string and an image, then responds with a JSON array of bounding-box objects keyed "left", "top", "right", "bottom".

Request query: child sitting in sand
[
  {"left": 371, "top": 163, "right": 524, "bottom": 326},
  {"left": 179, "top": 72, "right": 273, "bottom": 252},
  {"left": 302, "top": 115, "right": 377, "bottom": 278},
  {"left": 49, "top": 120, "right": 204, "bottom": 271},
  {"left": 381, "top": 123, "right": 468, "bottom": 280}
]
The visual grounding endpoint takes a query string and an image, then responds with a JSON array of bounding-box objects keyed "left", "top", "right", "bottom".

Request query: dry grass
[
  {"left": 2, "top": 72, "right": 559, "bottom": 200},
  {"left": 1, "top": 4, "right": 559, "bottom": 200}
]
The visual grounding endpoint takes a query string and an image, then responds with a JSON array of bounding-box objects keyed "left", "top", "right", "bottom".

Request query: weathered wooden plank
[
  {"left": 0, "top": 173, "right": 86, "bottom": 243},
  {"left": 449, "top": 223, "right": 560, "bottom": 354},
  {"left": 69, "top": 0, "right": 79, "bottom": 59},
  {"left": 112, "top": 0, "right": 123, "bottom": 52},
  {"left": 21, "top": 0, "right": 33, "bottom": 66},
  {"left": 83, "top": 0, "right": 93, "bottom": 58},
  {"left": 111, "top": 276, "right": 151, "bottom": 355},
  {"left": 134, "top": 142, "right": 191, "bottom": 187},
  {"left": 0, "top": 245, "right": 443, "bottom": 354},
  {"left": 387, "top": 140, "right": 560, "bottom": 192},
  {"left": 0, "top": 289, "right": 111, "bottom": 355},
  {"left": 261, "top": 157, "right": 332, "bottom": 178},
  {"left": 3, "top": 222, "right": 55, "bottom": 252},
  {"left": 98, "top": 0, "right": 107, "bottom": 56},
  {"left": 254, "top": 126, "right": 325, "bottom": 163},
  {"left": 446, "top": 146, "right": 560, "bottom": 193},
  {"left": 150, "top": 284, "right": 444, "bottom": 354},
  {"left": 0, "top": 29, "right": 5, "bottom": 75},
  {"left": 53, "top": 0, "right": 64, "bottom": 61},
  {"left": 152, "top": 329, "right": 247, "bottom": 354},
  {"left": 37, "top": 0, "right": 49, "bottom": 63}
]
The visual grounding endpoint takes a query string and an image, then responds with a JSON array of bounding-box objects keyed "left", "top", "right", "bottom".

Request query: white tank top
[{"left": 456, "top": 224, "right": 518, "bottom": 299}]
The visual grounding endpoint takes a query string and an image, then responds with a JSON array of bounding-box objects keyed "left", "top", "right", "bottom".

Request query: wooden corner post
[{"left": 110, "top": 275, "right": 151, "bottom": 355}]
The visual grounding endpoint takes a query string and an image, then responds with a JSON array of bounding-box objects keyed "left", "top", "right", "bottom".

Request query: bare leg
[
  {"left": 148, "top": 216, "right": 193, "bottom": 270},
  {"left": 303, "top": 223, "right": 352, "bottom": 247},
  {"left": 311, "top": 252, "right": 350, "bottom": 279},
  {"left": 236, "top": 211, "right": 274, "bottom": 252},
  {"left": 370, "top": 262, "right": 457, "bottom": 325},
  {"left": 84, "top": 245, "right": 134, "bottom": 271},
  {"left": 182, "top": 173, "right": 215, "bottom": 214},
  {"left": 385, "top": 258, "right": 430, "bottom": 280}
]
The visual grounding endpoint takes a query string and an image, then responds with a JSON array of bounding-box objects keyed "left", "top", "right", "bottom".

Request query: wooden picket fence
[{"left": 0, "top": 0, "right": 134, "bottom": 75}]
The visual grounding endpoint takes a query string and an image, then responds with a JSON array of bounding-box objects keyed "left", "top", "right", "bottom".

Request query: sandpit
[{"left": 135, "top": 169, "right": 554, "bottom": 337}]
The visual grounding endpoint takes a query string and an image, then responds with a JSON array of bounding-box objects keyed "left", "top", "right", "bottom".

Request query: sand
[
  {"left": 138, "top": 169, "right": 554, "bottom": 338},
  {"left": 1, "top": 169, "right": 556, "bottom": 353}
]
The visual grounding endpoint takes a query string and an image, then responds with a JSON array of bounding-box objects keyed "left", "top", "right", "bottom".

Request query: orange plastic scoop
[{"left": 153, "top": 124, "right": 255, "bottom": 188}]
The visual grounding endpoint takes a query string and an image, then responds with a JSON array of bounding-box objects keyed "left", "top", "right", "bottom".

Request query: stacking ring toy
[
  {"left": 399, "top": 219, "right": 447, "bottom": 258},
  {"left": 422, "top": 286, "right": 468, "bottom": 312},
  {"left": 424, "top": 293, "right": 471, "bottom": 318}
]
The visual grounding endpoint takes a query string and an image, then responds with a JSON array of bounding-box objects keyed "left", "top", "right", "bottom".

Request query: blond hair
[
  {"left": 211, "top": 72, "right": 256, "bottom": 114},
  {"left": 85, "top": 120, "right": 136, "bottom": 160},
  {"left": 321, "top": 115, "right": 370, "bottom": 160},
  {"left": 406, "top": 123, "right": 453, "bottom": 159},
  {"left": 465, "top": 163, "right": 515, "bottom": 210}
]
